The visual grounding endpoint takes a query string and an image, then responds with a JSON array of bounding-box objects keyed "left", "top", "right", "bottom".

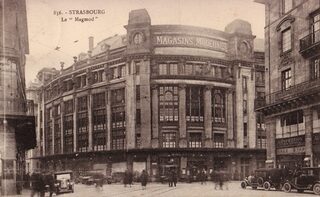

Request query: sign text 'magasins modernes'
[{"left": 154, "top": 35, "right": 228, "bottom": 52}]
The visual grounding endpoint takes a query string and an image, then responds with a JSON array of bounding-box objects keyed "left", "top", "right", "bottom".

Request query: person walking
[
  {"left": 128, "top": 170, "right": 133, "bottom": 187},
  {"left": 172, "top": 169, "right": 177, "bottom": 187},
  {"left": 38, "top": 173, "right": 46, "bottom": 197},
  {"left": 46, "top": 172, "right": 55, "bottom": 197},
  {"left": 168, "top": 169, "right": 173, "bottom": 187},
  {"left": 200, "top": 169, "right": 207, "bottom": 185},
  {"left": 30, "top": 172, "right": 39, "bottom": 197},
  {"left": 140, "top": 170, "right": 148, "bottom": 190},
  {"left": 123, "top": 170, "right": 129, "bottom": 187}
]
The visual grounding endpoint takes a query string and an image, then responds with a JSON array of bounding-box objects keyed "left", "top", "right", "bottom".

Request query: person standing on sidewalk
[{"left": 140, "top": 170, "right": 148, "bottom": 190}]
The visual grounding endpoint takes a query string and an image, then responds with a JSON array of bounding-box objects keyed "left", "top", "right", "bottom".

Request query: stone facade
[
  {"left": 35, "top": 9, "right": 266, "bottom": 181},
  {"left": 256, "top": 0, "right": 320, "bottom": 168},
  {"left": 0, "top": 0, "right": 35, "bottom": 195}
]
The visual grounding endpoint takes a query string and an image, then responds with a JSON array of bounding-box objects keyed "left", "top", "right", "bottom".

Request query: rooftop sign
[{"left": 153, "top": 35, "right": 228, "bottom": 52}]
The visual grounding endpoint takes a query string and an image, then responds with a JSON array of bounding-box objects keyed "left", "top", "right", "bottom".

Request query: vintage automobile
[
  {"left": 240, "top": 174, "right": 258, "bottom": 189},
  {"left": 54, "top": 170, "right": 74, "bottom": 195},
  {"left": 282, "top": 167, "right": 320, "bottom": 195},
  {"left": 241, "top": 168, "right": 287, "bottom": 190},
  {"left": 256, "top": 168, "right": 287, "bottom": 191}
]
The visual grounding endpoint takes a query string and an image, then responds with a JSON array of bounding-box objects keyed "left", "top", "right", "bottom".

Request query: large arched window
[{"left": 212, "top": 90, "right": 225, "bottom": 123}]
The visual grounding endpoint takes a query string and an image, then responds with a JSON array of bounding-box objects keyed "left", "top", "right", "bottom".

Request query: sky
[{"left": 25, "top": 0, "right": 265, "bottom": 84}]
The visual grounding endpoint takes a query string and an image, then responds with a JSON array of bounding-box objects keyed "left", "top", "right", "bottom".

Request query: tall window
[
  {"left": 213, "top": 133, "right": 224, "bottom": 148},
  {"left": 312, "top": 12, "right": 320, "bottom": 43},
  {"left": 162, "top": 132, "right": 176, "bottom": 148},
  {"left": 186, "top": 87, "right": 204, "bottom": 123},
  {"left": 77, "top": 112, "right": 88, "bottom": 152},
  {"left": 257, "top": 136, "right": 266, "bottom": 149},
  {"left": 135, "top": 61, "right": 140, "bottom": 75},
  {"left": 185, "top": 64, "right": 193, "bottom": 75},
  {"left": 119, "top": 65, "right": 126, "bottom": 78},
  {"left": 111, "top": 88, "right": 126, "bottom": 150},
  {"left": 92, "top": 70, "right": 104, "bottom": 84},
  {"left": 45, "top": 121, "right": 52, "bottom": 155},
  {"left": 54, "top": 118, "right": 61, "bottom": 154},
  {"left": 282, "top": 28, "right": 292, "bottom": 52},
  {"left": 281, "top": 68, "right": 292, "bottom": 90},
  {"left": 189, "top": 133, "right": 202, "bottom": 148},
  {"left": 282, "top": 0, "right": 292, "bottom": 13},
  {"left": 212, "top": 90, "right": 225, "bottom": 123},
  {"left": 92, "top": 93, "right": 106, "bottom": 151},
  {"left": 311, "top": 57, "right": 320, "bottom": 80},
  {"left": 242, "top": 76, "right": 248, "bottom": 92},
  {"left": 111, "top": 67, "right": 119, "bottom": 79},
  {"left": 159, "top": 64, "right": 167, "bottom": 75},
  {"left": 64, "top": 99, "right": 73, "bottom": 114},
  {"left": 64, "top": 115, "right": 73, "bottom": 153},
  {"left": 169, "top": 63, "right": 178, "bottom": 75},
  {"left": 159, "top": 86, "right": 179, "bottom": 122}
]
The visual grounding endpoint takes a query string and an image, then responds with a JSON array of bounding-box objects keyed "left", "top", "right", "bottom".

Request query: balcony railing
[
  {"left": 256, "top": 77, "right": 320, "bottom": 109},
  {"left": 300, "top": 29, "right": 320, "bottom": 53}
]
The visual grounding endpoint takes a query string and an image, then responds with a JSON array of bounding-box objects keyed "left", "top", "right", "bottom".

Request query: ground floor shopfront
[{"left": 39, "top": 148, "right": 266, "bottom": 182}]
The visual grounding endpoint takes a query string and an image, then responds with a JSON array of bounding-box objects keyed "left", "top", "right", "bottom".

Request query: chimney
[
  {"left": 73, "top": 56, "right": 77, "bottom": 63},
  {"left": 89, "top": 36, "right": 94, "bottom": 51}
]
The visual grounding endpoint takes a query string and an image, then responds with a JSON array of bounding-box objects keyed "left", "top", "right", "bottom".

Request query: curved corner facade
[{"left": 38, "top": 9, "right": 266, "bottom": 181}]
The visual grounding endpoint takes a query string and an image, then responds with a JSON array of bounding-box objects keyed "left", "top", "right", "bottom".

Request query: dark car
[
  {"left": 282, "top": 167, "right": 320, "bottom": 195},
  {"left": 256, "top": 168, "right": 287, "bottom": 191},
  {"left": 241, "top": 168, "right": 286, "bottom": 190}
]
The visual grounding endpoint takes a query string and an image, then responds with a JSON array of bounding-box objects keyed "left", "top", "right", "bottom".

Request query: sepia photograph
[{"left": 1, "top": 0, "right": 320, "bottom": 196}]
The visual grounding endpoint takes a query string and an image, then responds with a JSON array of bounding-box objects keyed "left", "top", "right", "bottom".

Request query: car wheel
[
  {"left": 241, "top": 181, "right": 246, "bottom": 189},
  {"left": 283, "top": 182, "right": 291, "bottom": 193},
  {"left": 313, "top": 183, "right": 320, "bottom": 195},
  {"left": 263, "top": 181, "right": 271, "bottom": 191},
  {"left": 257, "top": 177, "right": 264, "bottom": 187}
]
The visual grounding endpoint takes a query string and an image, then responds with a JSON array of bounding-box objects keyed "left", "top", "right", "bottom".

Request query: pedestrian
[
  {"left": 140, "top": 170, "right": 148, "bottom": 190},
  {"left": 200, "top": 170, "right": 207, "bottom": 185},
  {"left": 213, "top": 171, "right": 220, "bottom": 190},
  {"left": 123, "top": 170, "right": 129, "bottom": 187},
  {"left": 46, "top": 172, "right": 55, "bottom": 197},
  {"left": 168, "top": 169, "right": 173, "bottom": 187},
  {"left": 171, "top": 169, "right": 177, "bottom": 187},
  {"left": 38, "top": 173, "right": 46, "bottom": 197},
  {"left": 128, "top": 170, "right": 133, "bottom": 187},
  {"left": 30, "top": 172, "right": 39, "bottom": 197},
  {"left": 219, "top": 171, "right": 224, "bottom": 190},
  {"left": 16, "top": 173, "right": 22, "bottom": 195}
]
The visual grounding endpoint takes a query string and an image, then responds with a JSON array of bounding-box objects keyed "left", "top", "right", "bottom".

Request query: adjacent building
[
  {"left": 36, "top": 9, "right": 266, "bottom": 181},
  {"left": 0, "top": 0, "right": 35, "bottom": 195},
  {"left": 255, "top": 0, "right": 320, "bottom": 168}
]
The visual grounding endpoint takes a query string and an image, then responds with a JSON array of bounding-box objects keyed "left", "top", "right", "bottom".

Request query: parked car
[
  {"left": 241, "top": 168, "right": 287, "bottom": 190},
  {"left": 256, "top": 168, "right": 287, "bottom": 191},
  {"left": 240, "top": 174, "right": 258, "bottom": 189},
  {"left": 53, "top": 170, "right": 74, "bottom": 195},
  {"left": 282, "top": 167, "right": 320, "bottom": 195}
]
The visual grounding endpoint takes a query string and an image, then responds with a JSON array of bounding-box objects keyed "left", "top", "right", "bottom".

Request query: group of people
[
  {"left": 168, "top": 169, "right": 178, "bottom": 187},
  {"left": 123, "top": 169, "right": 148, "bottom": 190},
  {"left": 211, "top": 171, "right": 230, "bottom": 190},
  {"left": 29, "top": 171, "right": 55, "bottom": 197}
]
